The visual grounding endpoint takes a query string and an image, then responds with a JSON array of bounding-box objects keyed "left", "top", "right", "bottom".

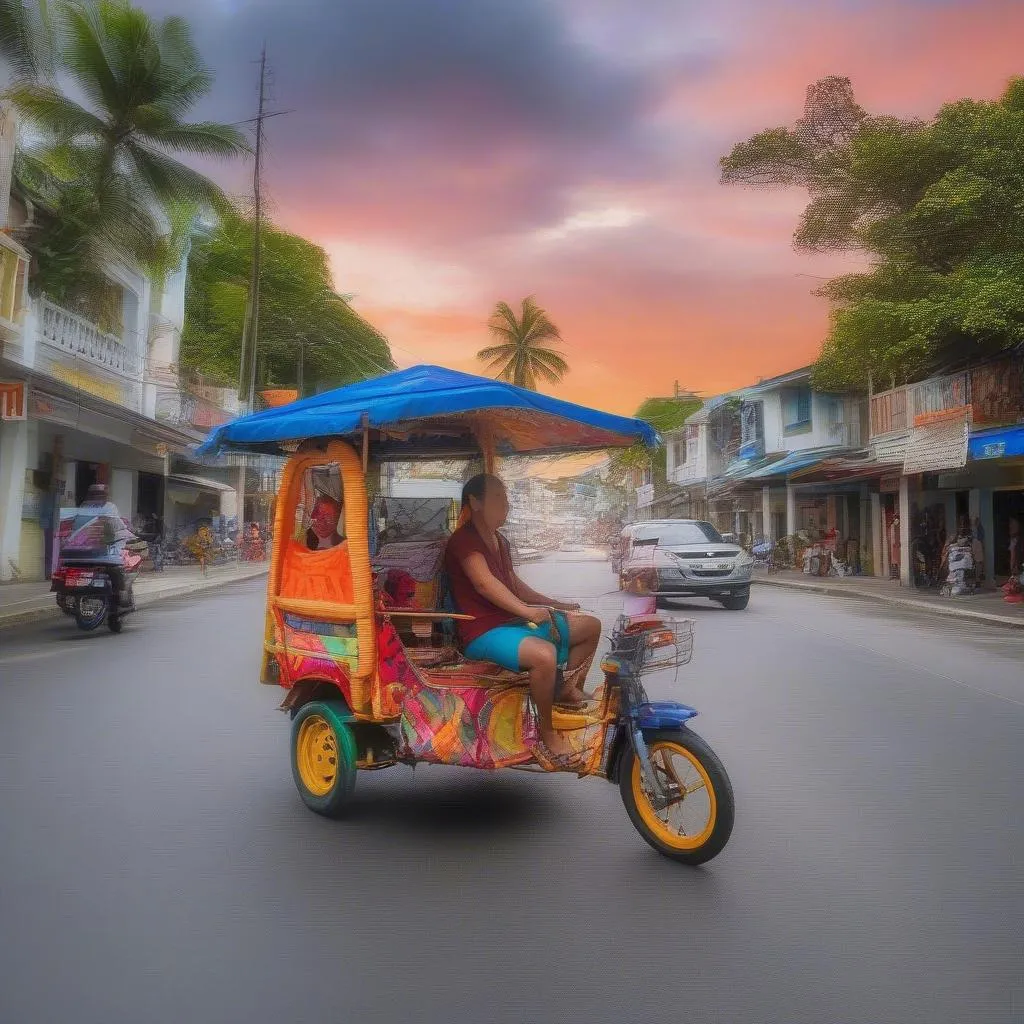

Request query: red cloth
[{"left": 444, "top": 522, "right": 519, "bottom": 646}]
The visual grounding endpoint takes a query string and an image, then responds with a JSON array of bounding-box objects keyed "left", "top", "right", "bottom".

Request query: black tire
[
  {"left": 720, "top": 592, "right": 749, "bottom": 611},
  {"left": 290, "top": 700, "right": 358, "bottom": 818},
  {"left": 75, "top": 597, "right": 107, "bottom": 631},
  {"left": 108, "top": 613, "right": 124, "bottom": 633},
  {"left": 619, "top": 728, "right": 735, "bottom": 866}
]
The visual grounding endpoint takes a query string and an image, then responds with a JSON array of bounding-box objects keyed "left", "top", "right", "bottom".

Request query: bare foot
[{"left": 539, "top": 730, "right": 576, "bottom": 760}]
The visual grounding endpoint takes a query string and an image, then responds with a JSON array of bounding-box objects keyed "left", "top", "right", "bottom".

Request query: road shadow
[{"left": 342, "top": 770, "right": 561, "bottom": 839}]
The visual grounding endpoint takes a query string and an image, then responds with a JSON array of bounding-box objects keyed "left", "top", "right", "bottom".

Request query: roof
[
  {"left": 197, "top": 364, "right": 659, "bottom": 460},
  {"left": 743, "top": 366, "right": 814, "bottom": 394},
  {"left": 166, "top": 473, "right": 235, "bottom": 494}
]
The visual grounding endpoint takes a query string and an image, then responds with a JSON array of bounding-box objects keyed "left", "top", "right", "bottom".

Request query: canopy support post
[{"left": 361, "top": 413, "right": 369, "bottom": 472}]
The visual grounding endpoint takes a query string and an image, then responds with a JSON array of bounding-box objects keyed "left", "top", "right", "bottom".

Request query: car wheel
[{"left": 720, "top": 593, "right": 749, "bottom": 611}]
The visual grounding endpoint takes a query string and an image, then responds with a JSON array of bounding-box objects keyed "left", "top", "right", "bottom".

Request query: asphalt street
[{"left": 0, "top": 553, "right": 1021, "bottom": 1024}]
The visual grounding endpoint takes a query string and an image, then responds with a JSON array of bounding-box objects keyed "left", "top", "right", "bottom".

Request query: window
[
  {"left": 0, "top": 243, "right": 27, "bottom": 324},
  {"left": 673, "top": 440, "right": 687, "bottom": 467},
  {"left": 298, "top": 464, "right": 345, "bottom": 551},
  {"left": 783, "top": 386, "right": 812, "bottom": 433},
  {"left": 632, "top": 522, "right": 724, "bottom": 546}
]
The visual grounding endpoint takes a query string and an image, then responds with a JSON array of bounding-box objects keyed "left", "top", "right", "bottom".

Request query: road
[{"left": 1, "top": 554, "right": 1021, "bottom": 1024}]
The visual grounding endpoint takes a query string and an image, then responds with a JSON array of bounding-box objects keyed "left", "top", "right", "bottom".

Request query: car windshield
[{"left": 633, "top": 522, "right": 724, "bottom": 546}]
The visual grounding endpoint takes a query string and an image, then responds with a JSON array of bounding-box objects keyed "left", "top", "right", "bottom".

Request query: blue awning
[
  {"left": 969, "top": 424, "right": 1024, "bottom": 461},
  {"left": 196, "top": 364, "right": 659, "bottom": 459},
  {"left": 744, "top": 447, "right": 844, "bottom": 480}
]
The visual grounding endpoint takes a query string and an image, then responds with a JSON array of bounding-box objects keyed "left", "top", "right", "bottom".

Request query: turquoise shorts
[{"left": 464, "top": 611, "right": 571, "bottom": 672}]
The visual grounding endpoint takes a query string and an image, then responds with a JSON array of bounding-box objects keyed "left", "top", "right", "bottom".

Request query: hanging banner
[
  {"left": 635, "top": 483, "right": 654, "bottom": 509},
  {"left": 903, "top": 409, "right": 970, "bottom": 474}
]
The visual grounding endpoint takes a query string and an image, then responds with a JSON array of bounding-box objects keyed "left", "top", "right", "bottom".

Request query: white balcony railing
[{"left": 40, "top": 297, "right": 140, "bottom": 378}]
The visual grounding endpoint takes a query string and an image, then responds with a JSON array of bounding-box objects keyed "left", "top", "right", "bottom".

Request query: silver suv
[{"left": 619, "top": 519, "right": 753, "bottom": 611}]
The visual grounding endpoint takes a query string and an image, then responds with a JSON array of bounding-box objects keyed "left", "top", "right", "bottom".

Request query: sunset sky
[{"left": 149, "top": 0, "right": 1024, "bottom": 414}]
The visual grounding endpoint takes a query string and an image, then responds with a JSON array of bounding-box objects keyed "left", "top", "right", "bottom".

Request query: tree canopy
[
  {"left": 607, "top": 394, "right": 701, "bottom": 490},
  {"left": 180, "top": 210, "right": 395, "bottom": 393},
  {"left": 4, "top": 0, "right": 247, "bottom": 302},
  {"left": 721, "top": 75, "right": 1024, "bottom": 389},
  {"left": 477, "top": 296, "right": 569, "bottom": 390}
]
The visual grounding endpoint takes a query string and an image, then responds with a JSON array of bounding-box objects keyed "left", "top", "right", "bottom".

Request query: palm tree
[
  {"left": 5, "top": 0, "right": 248, "bottom": 297},
  {"left": 477, "top": 296, "right": 569, "bottom": 390}
]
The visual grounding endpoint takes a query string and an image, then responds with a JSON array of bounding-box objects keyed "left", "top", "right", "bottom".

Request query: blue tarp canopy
[
  {"left": 196, "top": 364, "right": 659, "bottom": 460},
  {"left": 744, "top": 447, "right": 844, "bottom": 481},
  {"left": 969, "top": 424, "right": 1024, "bottom": 461}
]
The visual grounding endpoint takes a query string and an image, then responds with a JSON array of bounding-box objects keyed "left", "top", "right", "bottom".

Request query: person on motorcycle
[
  {"left": 79, "top": 484, "right": 132, "bottom": 609},
  {"left": 444, "top": 473, "right": 601, "bottom": 764}
]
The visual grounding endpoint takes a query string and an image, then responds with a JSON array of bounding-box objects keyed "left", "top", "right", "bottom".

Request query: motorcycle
[{"left": 51, "top": 510, "right": 145, "bottom": 633}]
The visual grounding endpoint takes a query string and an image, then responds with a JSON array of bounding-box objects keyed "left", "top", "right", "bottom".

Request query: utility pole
[
  {"left": 238, "top": 45, "right": 268, "bottom": 411},
  {"left": 236, "top": 45, "right": 268, "bottom": 534}
]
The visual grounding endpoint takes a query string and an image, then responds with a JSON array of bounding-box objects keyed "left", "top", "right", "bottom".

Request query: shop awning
[
  {"left": 745, "top": 447, "right": 846, "bottom": 481},
  {"left": 969, "top": 424, "right": 1024, "bottom": 461},
  {"left": 166, "top": 473, "right": 235, "bottom": 494}
]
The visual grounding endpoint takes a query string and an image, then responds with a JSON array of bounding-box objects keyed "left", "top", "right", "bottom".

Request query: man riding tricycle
[{"left": 199, "top": 365, "right": 735, "bottom": 864}]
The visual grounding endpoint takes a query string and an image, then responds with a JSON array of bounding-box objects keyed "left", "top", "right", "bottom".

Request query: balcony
[
  {"left": 870, "top": 387, "right": 908, "bottom": 437},
  {"left": 39, "top": 297, "right": 140, "bottom": 377},
  {"left": 870, "top": 358, "right": 1023, "bottom": 441},
  {"left": 824, "top": 417, "right": 863, "bottom": 448}
]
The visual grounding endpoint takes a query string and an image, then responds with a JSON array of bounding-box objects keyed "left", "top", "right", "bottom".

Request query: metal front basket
[
  {"left": 639, "top": 618, "right": 695, "bottom": 674},
  {"left": 612, "top": 614, "right": 695, "bottom": 677}
]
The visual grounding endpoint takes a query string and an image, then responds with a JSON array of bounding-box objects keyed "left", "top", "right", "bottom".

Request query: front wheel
[
  {"left": 720, "top": 592, "right": 749, "bottom": 611},
  {"left": 290, "top": 700, "right": 358, "bottom": 818},
  {"left": 619, "top": 728, "right": 735, "bottom": 865}
]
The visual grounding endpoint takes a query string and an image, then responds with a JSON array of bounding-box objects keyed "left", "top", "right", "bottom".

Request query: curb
[
  {"left": 0, "top": 568, "right": 268, "bottom": 631},
  {"left": 753, "top": 574, "right": 1024, "bottom": 630}
]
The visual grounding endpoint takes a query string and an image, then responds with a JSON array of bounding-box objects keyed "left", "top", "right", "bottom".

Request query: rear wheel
[
  {"left": 75, "top": 597, "right": 107, "bottom": 631},
  {"left": 720, "top": 592, "right": 749, "bottom": 611},
  {"left": 108, "top": 613, "right": 124, "bottom": 633},
  {"left": 619, "top": 728, "right": 734, "bottom": 865},
  {"left": 290, "top": 700, "right": 358, "bottom": 818}
]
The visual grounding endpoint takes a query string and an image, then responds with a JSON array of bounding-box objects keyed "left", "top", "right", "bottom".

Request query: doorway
[
  {"left": 74, "top": 462, "right": 108, "bottom": 506},
  {"left": 992, "top": 489, "right": 1024, "bottom": 579}
]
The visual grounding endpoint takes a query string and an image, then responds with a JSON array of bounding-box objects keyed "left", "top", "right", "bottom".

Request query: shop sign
[
  {"left": 977, "top": 441, "right": 1007, "bottom": 460},
  {"left": 636, "top": 483, "right": 654, "bottom": 509},
  {"left": 879, "top": 474, "right": 901, "bottom": 493},
  {"left": 50, "top": 364, "right": 123, "bottom": 405}
]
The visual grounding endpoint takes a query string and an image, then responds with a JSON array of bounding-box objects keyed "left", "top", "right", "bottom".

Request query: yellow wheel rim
[
  {"left": 631, "top": 740, "right": 717, "bottom": 851},
  {"left": 296, "top": 714, "right": 339, "bottom": 797}
]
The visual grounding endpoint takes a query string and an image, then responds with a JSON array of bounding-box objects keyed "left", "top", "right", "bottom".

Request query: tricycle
[{"left": 199, "top": 365, "right": 735, "bottom": 864}]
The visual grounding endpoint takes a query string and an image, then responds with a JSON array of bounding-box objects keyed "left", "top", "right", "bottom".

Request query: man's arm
[{"left": 511, "top": 574, "right": 579, "bottom": 611}]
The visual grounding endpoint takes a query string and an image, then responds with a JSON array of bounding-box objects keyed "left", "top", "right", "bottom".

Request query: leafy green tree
[
  {"left": 477, "top": 296, "right": 569, "bottom": 390},
  {"left": 5, "top": 0, "right": 247, "bottom": 300},
  {"left": 181, "top": 210, "right": 394, "bottom": 392},
  {"left": 721, "top": 75, "right": 1024, "bottom": 388},
  {"left": 607, "top": 394, "right": 701, "bottom": 492}
]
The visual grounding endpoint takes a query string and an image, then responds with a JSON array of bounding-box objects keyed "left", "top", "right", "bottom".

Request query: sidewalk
[
  {"left": 754, "top": 568, "right": 1024, "bottom": 629},
  {"left": 0, "top": 562, "right": 269, "bottom": 630}
]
